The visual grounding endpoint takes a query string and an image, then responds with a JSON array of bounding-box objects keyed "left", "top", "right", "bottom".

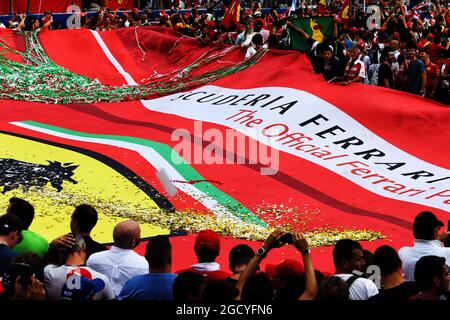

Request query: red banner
[
  {"left": 104, "top": 0, "right": 136, "bottom": 10},
  {"left": 2, "top": 0, "right": 82, "bottom": 14},
  {"left": 0, "top": 28, "right": 449, "bottom": 271}
]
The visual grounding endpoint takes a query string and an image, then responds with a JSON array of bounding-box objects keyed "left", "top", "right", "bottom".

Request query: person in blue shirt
[
  {"left": 0, "top": 214, "right": 23, "bottom": 277},
  {"left": 118, "top": 235, "right": 177, "bottom": 300},
  {"left": 405, "top": 43, "right": 427, "bottom": 96}
]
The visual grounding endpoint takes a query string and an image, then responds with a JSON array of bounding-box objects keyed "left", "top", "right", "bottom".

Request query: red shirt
[
  {"left": 427, "top": 43, "right": 446, "bottom": 63},
  {"left": 344, "top": 57, "right": 366, "bottom": 82},
  {"left": 425, "top": 61, "right": 440, "bottom": 91}
]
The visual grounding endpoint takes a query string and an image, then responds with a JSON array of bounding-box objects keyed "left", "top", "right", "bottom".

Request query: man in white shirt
[
  {"left": 44, "top": 234, "right": 115, "bottom": 300},
  {"left": 333, "top": 239, "right": 379, "bottom": 300},
  {"left": 86, "top": 220, "right": 149, "bottom": 296},
  {"left": 399, "top": 211, "right": 450, "bottom": 281}
]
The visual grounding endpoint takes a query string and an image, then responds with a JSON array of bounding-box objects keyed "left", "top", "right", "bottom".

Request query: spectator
[
  {"left": 226, "top": 244, "right": 255, "bottom": 285},
  {"left": 377, "top": 48, "right": 395, "bottom": 88},
  {"left": 177, "top": 229, "right": 231, "bottom": 280},
  {"left": 8, "top": 198, "right": 48, "bottom": 259},
  {"left": 369, "top": 245, "right": 419, "bottom": 301},
  {"left": 44, "top": 234, "right": 114, "bottom": 300},
  {"left": 333, "top": 239, "right": 379, "bottom": 300},
  {"left": 241, "top": 272, "right": 274, "bottom": 302},
  {"left": 0, "top": 252, "right": 45, "bottom": 300},
  {"left": 202, "top": 279, "right": 240, "bottom": 302},
  {"left": 405, "top": 43, "right": 427, "bottom": 96},
  {"left": 315, "top": 43, "right": 340, "bottom": 81},
  {"left": 237, "top": 230, "right": 318, "bottom": 300},
  {"left": 419, "top": 48, "right": 440, "bottom": 98},
  {"left": 41, "top": 11, "right": 53, "bottom": 30},
  {"left": 86, "top": 220, "right": 148, "bottom": 296},
  {"left": 399, "top": 211, "right": 450, "bottom": 281},
  {"left": 317, "top": 276, "right": 350, "bottom": 301},
  {"left": 390, "top": 39, "right": 401, "bottom": 60},
  {"left": 336, "top": 42, "right": 366, "bottom": 85},
  {"left": 10, "top": 14, "right": 26, "bottom": 31},
  {"left": 245, "top": 33, "right": 264, "bottom": 59},
  {"left": 253, "top": 19, "right": 270, "bottom": 44},
  {"left": 0, "top": 214, "right": 23, "bottom": 276},
  {"left": 173, "top": 271, "right": 207, "bottom": 301},
  {"left": 427, "top": 34, "right": 448, "bottom": 65},
  {"left": 271, "top": 259, "right": 305, "bottom": 301},
  {"left": 51, "top": 204, "right": 107, "bottom": 261},
  {"left": 437, "top": 49, "right": 450, "bottom": 104},
  {"left": 414, "top": 255, "right": 449, "bottom": 300},
  {"left": 118, "top": 235, "right": 176, "bottom": 300}
]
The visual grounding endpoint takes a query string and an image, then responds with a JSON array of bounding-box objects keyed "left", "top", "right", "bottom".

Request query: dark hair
[
  {"left": 0, "top": 214, "right": 23, "bottom": 236},
  {"left": 252, "top": 33, "right": 264, "bottom": 46},
  {"left": 382, "top": 45, "right": 394, "bottom": 55},
  {"left": 373, "top": 245, "right": 402, "bottom": 276},
  {"left": 173, "top": 271, "right": 207, "bottom": 301},
  {"left": 7, "top": 197, "right": 35, "bottom": 230},
  {"left": 419, "top": 47, "right": 430, "bottom": 55},
  {"left": 268, "top": 34, "right": 279, "bottom": 49},
  {"left": 195, "top": 246, "right": 218, "bottom": 263},
  {"left": 1, "top": 252, "right": 44, "bottom": 300},
  {"left": 12, "top": 252, "right": 44, "bottom": 281},
  {"left": 71, "top": 204, "right": 98, "bottom": 233},
  {"left": 434, "top": 34, "right": 442, "bottom": 44},
  {"left": 333, "top": 239, "right": 363, "bottom": 268},
  {"left": 253, "top": 20, "right": 263, "bottom": 32},
  {"left": 274, "top": 269, "right": 324, "bottom": 301},
  {"left": 241, "top": 272, "right": 274, "bottom": 302},
  {"left": 229, "top": 244, "right": 254, "bottom": 272},
  {"left": 406, "top": 42, "right": 417, "bottom": 50},
  {"left": 317, "top": 42, "right": 332, "bottom": 54},
  {"left": 145, "top": 235, "right": 172, "bottom": 270},
  {"left": 414, "top": 255, "right": 447, "bottom": 291},
  {"left": 318, "top": 276, "right": 350, "bottom": 301},
  {"left": 363, "top": 249, "right": 374, "bottom": 270},
  {"left": 413, "top": 211, "right": 440, "bottom": 240},
  {"left": 202, "top": 280, "right": 240, "bottom": 302}
]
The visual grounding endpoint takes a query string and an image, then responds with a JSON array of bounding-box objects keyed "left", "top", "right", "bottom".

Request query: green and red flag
[{"left": 288, "top": 16, "right": 334, "bottom": 52}]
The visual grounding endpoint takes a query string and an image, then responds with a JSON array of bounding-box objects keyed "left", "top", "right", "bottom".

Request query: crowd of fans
[
  {"left": 0, "top": 196, "right": 449, "bottom": 301},
  {"left": 1, "top": 0, "right": 450, "bottom": 103}
]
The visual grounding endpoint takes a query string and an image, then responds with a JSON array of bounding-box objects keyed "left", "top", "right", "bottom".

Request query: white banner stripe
[{"left": 90, "top": 30, "right": 138, "bottom": 86}]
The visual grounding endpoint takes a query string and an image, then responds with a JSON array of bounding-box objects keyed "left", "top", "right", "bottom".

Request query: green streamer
[{"left": 0, "top": 31, "right": 267, "bottom": 104}]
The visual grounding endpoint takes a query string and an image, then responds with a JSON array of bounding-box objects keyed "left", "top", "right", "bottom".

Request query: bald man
[{"left": 86, "top": 220, "right": 149, "bottom": 296}]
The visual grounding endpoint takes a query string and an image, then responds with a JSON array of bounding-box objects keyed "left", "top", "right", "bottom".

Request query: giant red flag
[{"left": 0, "top": 27, "right": 448, "bottom": 272}]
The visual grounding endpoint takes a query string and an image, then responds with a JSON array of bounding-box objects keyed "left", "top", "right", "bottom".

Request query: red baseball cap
[
  {"left": 265, "top": 259, "right": 305, "bottom": 278},
  {"left": 195, "top": 229, "right": 221, "bottom": 252},
  {"left": 265, "top": 263, "right": 278, "bottom": 278},
  {"left": 276, "top": 259, "right": 305, "bottom": 277}
]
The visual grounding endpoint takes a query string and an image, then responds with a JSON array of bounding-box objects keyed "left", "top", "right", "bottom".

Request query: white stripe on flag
[{"left": 89, "top": 30, "right": 138, "bottom": 86}]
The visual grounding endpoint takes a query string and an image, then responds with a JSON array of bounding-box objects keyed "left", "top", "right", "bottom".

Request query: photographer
[{"left": 236, "top": 230, "right": 318, "bottom": 300}]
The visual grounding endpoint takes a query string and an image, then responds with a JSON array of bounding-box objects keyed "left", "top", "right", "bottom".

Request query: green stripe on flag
[{"left": 21, "top": 120, "right": 267, "bottom": 227}]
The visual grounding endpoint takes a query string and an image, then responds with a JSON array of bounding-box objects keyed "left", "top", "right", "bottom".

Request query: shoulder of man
[{"left": 352, "top": 276, "right": 379, "bottom": 296}]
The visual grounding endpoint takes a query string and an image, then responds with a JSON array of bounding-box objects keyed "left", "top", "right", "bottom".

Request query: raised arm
[
  {"left": 286, "top": 20, "right": 310, "bottom": 39},
  {"left": 14, "top": 14, "right": 26, "bottom": 31},
  {"left": 294, "top": 233, "right": 318, "bottom": 300},
  {"left": 236, "top": 230, "right": 285, "bottom": 299}
]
